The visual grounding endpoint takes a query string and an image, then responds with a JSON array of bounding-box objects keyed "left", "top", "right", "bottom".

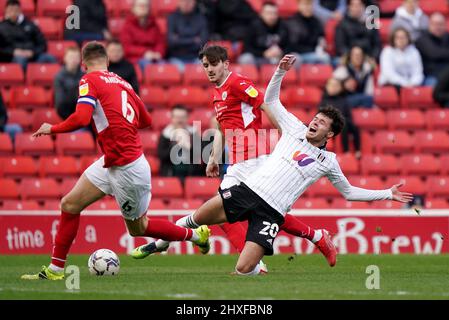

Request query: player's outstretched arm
[
  {"left": 390, "top": 183, "right": 414, "bottom": 203},
  {"left": 32, "top": 104, "right": 93, "bottom": 138}
]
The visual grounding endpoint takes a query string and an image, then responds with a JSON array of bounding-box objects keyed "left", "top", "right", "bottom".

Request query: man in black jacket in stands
[{"left": 106, "top": 40, "right": 140, "bottom": 94}]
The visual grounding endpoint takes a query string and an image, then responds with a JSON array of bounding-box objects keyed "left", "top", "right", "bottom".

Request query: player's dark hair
[
  {"left": 316, "top": 105, "right": 345, "bottom": 136},
  {"left": 6, "top": 0, "right": 20, "bottom": 7},
  {"left": 82, "top": 41, "right": 108, "bottom": 64},
  {"left": 198, "top": 45, "right": 228, "bottom": 64}
]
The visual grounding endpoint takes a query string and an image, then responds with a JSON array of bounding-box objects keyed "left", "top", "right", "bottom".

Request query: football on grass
[{"left": 88, "top": 249, "right": 120, "bottom": 276}]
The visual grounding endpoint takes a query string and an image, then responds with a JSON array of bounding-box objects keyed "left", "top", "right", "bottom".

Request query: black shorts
[{"left": 218, "top": 183, "right": 285, "bottom": 255}]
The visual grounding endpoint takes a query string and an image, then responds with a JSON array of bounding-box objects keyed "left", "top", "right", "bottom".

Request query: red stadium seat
[
  {"left": 140, "top": 131, "right": 160, "bottom": 154},
  {"left": 149, "top": 199, "right": 168, "bottom": 210},
  {"left": 305, "top": 177, "right": 340, "bottom": 198},
  {"left": 401, "top": 87, "right": 438, "bottom": 109},
  {"left": 37, "top": 0, "right": 72, "bottom": 17},
  {"left": 420, "top": 0, "right": 449, "bottom": 16},
  {"left": 0, "top": 133, "right": 13, "bottom": 155},
  {"left": 386, "top": 110, "right": 425, "bottom": 131},
  {"left": 385, "top": 176, "right": 426, "bottom": 195},
  {"left": 372, "top": 201, "right": 405, "bottom": 209},
  {"left": 332, "top": 199, "right": 371, "bottom": 209},
  {"left": 336, "top": 153, "right": 360, "bottom": 175},
  {"left": 0, "top": 178, "right": 20, "bottom": 199},
  {"left": 20, "top": 178, "right": 61, "bottom": 200},
  {"left": 440, "top": 155, "right": 449, "bottom": 175},
  {"left": 32, "top": 17, "right": 62, "bottom": 40},
  {"left": 275, "top": 0, "right": 297, "bottom": 17},
  {"left": 414, "top": 131, "right": 449, "bottom": 154},
  {"left": 116, "top": 0, "right": 133, "bottom": 16},
  {"left": 374, "top": 86, "right": 400, "bottom": 109},
  {"left": 0, "top": 63, "right": 24, "bottom": 87},
  {"left": 426, "top": 177, "right": 449, "bottom": 198},
  {"left": 325, "top": 19, "right": 338, "bottom": 55},
  {"left": 43, "top": 200, "right": 60, "bottom": 210},
  {"left": 292, "top": 198, "right": 331, "bottom": 209},
  {"left": 260, "top": 64, "right": 297, "bottom": 86},
  {"left": 246, "top": 0, "right": 262, "bottom": 12},
  {"left": 424, "top": 198, "right": 448, "bottom": 209},
  {"left": 151, "top": 177, "right": 183, "bottom": 199},
  {"left": 15, "top": 133, "right": 54, "bottom": 155},
  {"left": 167, "top": 86, "right": 209, "bottom": 108},
  {"left": 348, "top": 176, "right": 385, "bottom": 190},
  {"left": 286, "top": 86, "right": 322, "bottom": 109},
  {"left": 39, "top": 156, "right": 79, "bottom": 178},
  {"left": 7, "top": 109, "right": 33, "bottom": 130},
  {"left": 374, "top": 130, "right": 414, "bottom": 154},
  {"left": 1, "top": 156, "right": 38, "bottom": 178},
  {"left": 26, "top": 63, "right": 61, "bottom": 87},
  {"left": 299, "top": 64, "right": 333, "bottom": 88},
  {"left": 230, "top": 65, "right": 259, "bottom": 84},
  {"left": 1, "top": 200, "right": 41, "bottom": 210},
  {"left": 144, "top": 64, "right": 181, "bottom": 86},
  {"left": 379, "top": 18, "right": 393, "bottom": 44},
  {"left": 184, "top": 177, "right": 221, "bottom": 199},
  {"left": 31, "top": 109, "right": 63, "bottom": 131},
  {"left": 55, "top": 132, "right": 96, "bottom": 155},
  {"left": 87, "top": 199, "right": 119, "bottom": 210},
  {"left": 146, "top": 155, "right": 160, "bottom": 175},
  {"left": 168, "top": 199, "right": 203, "bottom": 210},
  {"left": 151, "top": 109, "right": 172, "bottom": 131},
  {"left": 139, "top": 86, "right": 168, "bottom": 109},
  {"left": 353, "top": 108, "right": 387, "bottom": 131},
  {"left": 60, "top": 178, "right": 78, "bottom": 195},
  {"left": 11, "top": 86, "right": 51, "bottom": 109},
  {"left": 378, "top": 0, "right": 402, "bottom": 16},
  {"left": 425, "top": 109, "right": 449, "bottom": 130},
  {"left": 399, "top": 154, "right": 440, "bottom": 176},
  {"left": 47, "top": 41, "right": 79, "bottom": 63},
  {"left": 151, "top": 0, "right": 178, "bottom": 16},
  {"left": 79, "top": 155, "right": 100, "bottom": 172},
  {"left": 361, "top": 154, "right": 400, "bottom": 176},
  {"left": 183, "top": 64, "right": 210, "bottom": 86},
  {"left": 190, "top": 108, "right": 215, "bottom": 129},
  {"left": 108, "top": 18, "right": 125, "bottom": 38}
]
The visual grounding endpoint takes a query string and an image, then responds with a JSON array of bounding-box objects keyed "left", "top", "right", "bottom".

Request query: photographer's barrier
[{"left": 0, "top": 210, "right": 447, "bottom": 254}]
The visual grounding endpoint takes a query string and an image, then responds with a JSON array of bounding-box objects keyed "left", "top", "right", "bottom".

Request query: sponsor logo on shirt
[
  {"left": 79, "top": 83, "right": 89, "bottom": 96},
  {"left": 292, "top": 150, "right": 315, "bottom": 167},
  {"left": 244, "top": 86, "right": 258, "bottom": 98}
]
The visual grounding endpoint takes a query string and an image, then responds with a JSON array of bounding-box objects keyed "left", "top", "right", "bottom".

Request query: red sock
[
  {"left": 145, "top": 219, "right": 193, "bottom": 241},
  {"left": 281, "top": 214, "right": 315, "bottom": 241},
  {"left": 51, "top": 211, "right": 81, "bottom": 268},
  {"left": 220, "top": 222, "right": 246, "bottom": 253}
]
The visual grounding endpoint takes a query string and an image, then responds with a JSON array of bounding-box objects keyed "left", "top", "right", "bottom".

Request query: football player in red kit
[
  {"left": 133, "top": 46, "right": 336, "bottom": 272},
  {"left": 21, "top": 42, "right": 210, "bottom": 280}
]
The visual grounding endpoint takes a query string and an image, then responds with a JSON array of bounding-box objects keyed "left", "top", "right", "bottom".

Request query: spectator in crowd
[
  {"left": 205, "top": 0, "right": 258, "bottom": 41},
  {"left": 54, "top": 47, "right": 84, "bottom": 120},
  {"left": 158, "top": 105, "right": 203, "bottom": 181},
  {"left": 0, "top": 0, "right": 56, "bottom": 69},
  {"left": 167, "top": 0, "right": 208, "bottom": 72},
  {"left": 390, "top": 0, "right": 429, "bottom": 42},
  {"left": 287, "top": 0, "right": 330, "bottom": 66},
  {"left": 238, "top": 1, "right": 289, "bottom": 66},
  {"left": 333, "top": 46, "right": 375, "bottom": 108},
  {"left": 313, "top": 0, "right": 346, "bottom": 25},
  {"left": 320, "top": 78, "right": 361, "bottom": 158},
  {"left": 433, "top": 66, "right": 449, "bottom": 108},
  {"left": 120, "top": 0, "right": 166, "bottom": 71},
  {"left": 335, "top": 0, "right": 381, "bottom": 62},
  {"left": 0, "top": 91, "right": 22, "bottom": 140},
  {"left": 64, "top": 0, "right": 111, "bottom": 45},
  {"left": 416, "top": 12, "right": 449, "bottom": 86},
  {"left": 378, "top": 28, "right": 424, "bottom": 89},
  {"left": 106, "top": 40, "right": 139, "bottom": 94}
]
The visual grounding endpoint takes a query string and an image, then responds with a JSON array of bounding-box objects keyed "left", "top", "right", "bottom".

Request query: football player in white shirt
[{"left": 134, "top": 55, "right": 413, "bottom": 275}]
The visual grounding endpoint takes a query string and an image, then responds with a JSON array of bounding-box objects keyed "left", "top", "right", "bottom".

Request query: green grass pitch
[{"left": 1, "top": 254, "right": 448, "bottom": 300}]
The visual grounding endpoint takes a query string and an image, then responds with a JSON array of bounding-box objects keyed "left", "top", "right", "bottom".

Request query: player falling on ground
[
  {"left": 21, "top": 42, "right": 210, "bottom": 280},
  {"left": 133, "top": 46, "right": 336, "bottom": 269},
  {"left": 134, "top": 55, "right": 413, "bottom": 275}
]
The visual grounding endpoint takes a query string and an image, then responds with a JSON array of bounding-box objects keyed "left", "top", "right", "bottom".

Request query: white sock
[
  {"left": 176, "top": 214, "right": 200, "bottom": 229},
  {"left": 190, "top": 230, "right": 199, "bottom": 242},
  {"left": 49, "top": 264, "right": 64, "bottom": 273},
  {"left": 235, "top": 264, "right": 261, "bottom": 276},
  {"left": 155, "top": 239, "right": 170, "bottom": 250},
  {"left": 312, "top": 229, "right": 323, "bottom": 243}
]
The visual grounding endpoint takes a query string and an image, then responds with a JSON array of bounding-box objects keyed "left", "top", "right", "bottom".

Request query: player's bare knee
[
  {"left": 60, "top": 196, "right": 81, "bottom": 214},
  {"left": 236, "top": 261, "right": 258, "bottom": 274}
]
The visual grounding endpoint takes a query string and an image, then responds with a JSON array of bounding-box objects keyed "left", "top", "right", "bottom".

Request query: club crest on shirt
[
  {"left": 245, "top": 86, "right": 258, "bottom": 98},
  {"left": 222, "top": 91, "right": 228, "bottom": 100},
  {"left": 292, "top": 150, "right": 315, "bottom": 167},
  {"left": 79, "top": 83, "right": 89, "bottom": 96}
]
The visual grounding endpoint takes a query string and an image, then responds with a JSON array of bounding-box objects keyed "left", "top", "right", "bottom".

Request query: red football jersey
[
  {"left": 77, "top": 71, "right": 148, "bottom": 167},
  {"left": 213, "top": 72, "right": 268, "bottom": 164}
]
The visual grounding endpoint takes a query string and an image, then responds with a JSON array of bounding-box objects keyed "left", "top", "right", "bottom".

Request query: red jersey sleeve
[
  {"left": 76, "top": 76, "right": 99, "bottom": 108},
  {"left": 231, "top": 78, "right": 264, "bottom": 109},
  {"left": 136, "top": 96, "right": 152, "bottom": 129}
]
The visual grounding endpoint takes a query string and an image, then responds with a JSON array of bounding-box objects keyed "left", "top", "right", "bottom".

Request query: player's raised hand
[
  {"left": 278, "top": 55, "right": 296, "bottom": 72},
  {"left": 32, "top": 123, "right": 52, "bottom": 138},
  {"left": 390, "top": 183, "right": 414, "bottom": 203},
  {"left": 206, "top": 161, "right": 220, "bottom": 177}
]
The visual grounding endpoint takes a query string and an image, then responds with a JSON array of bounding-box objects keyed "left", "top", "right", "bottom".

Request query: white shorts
[
  {"left": 220, "top": 155, "right": 269, "bottom": 189},
  {"left": 84, "top": 154, "right": 152, "bottom": 220}
]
